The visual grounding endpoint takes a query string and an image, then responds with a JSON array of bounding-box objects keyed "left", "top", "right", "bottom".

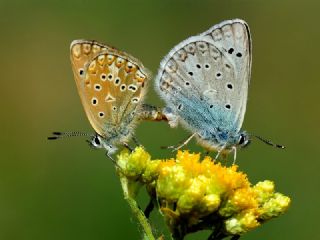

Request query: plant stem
[{"left": 120, "top": 176, "right": 156, "bottom": 240}]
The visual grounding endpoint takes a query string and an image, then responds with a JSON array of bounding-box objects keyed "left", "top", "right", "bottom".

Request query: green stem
[{"left": 120, "top": 176, "right": 156, "bottom": 240}]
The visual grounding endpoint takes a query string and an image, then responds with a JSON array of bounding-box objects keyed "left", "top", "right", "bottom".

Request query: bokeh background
[{"left": 1, "top": 0, "right": 319, "bottom": 239}]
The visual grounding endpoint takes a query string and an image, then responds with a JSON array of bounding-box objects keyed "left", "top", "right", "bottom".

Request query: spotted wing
[
  {"left": 70, "top": 40, "right": 113, "bottom": 133},
  {"left": 70, "top": 39, "right": 112, "bottom": 78},
  {"left": 155, "top": 19, "right": 251, "bottom": 136},
  {"left": 71, "top": 40, "right": 149, "bottom": 138}
]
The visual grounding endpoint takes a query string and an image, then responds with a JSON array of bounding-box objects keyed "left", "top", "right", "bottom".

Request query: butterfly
[
  {"left": 49, "top": 40, "right": 151, "bottom": 158},
  {"left": 155, "top": 19, "right": 284, "bottom": 160}
]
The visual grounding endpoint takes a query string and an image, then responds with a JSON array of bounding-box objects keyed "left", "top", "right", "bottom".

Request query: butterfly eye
[
  {"left": 238, "top": 135, "right": 245, "bottom": 145},
  {"left": 94, "top": 136, "right": 100, "bottom": 145},
  {"left": 91, "top": 135, "right": 102, "bottom": 148},
  {"left": 238, "top": 134, "right": 251, "bottom": 148}
]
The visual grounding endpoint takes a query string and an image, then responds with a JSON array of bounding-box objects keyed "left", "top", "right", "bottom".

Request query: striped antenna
[
  {"left": 253, "top": 135, "right": 285, "bottom": 149},
  {"left": 47, "top": 131, "right": 91, "bottom": 140}
]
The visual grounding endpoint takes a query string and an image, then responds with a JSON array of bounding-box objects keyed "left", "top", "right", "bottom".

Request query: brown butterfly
[{"left": 66, "top": 40, "right": 150, "bottom": 157}]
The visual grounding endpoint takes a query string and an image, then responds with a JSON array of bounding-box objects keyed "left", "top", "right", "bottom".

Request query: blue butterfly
[{"left": 155, "top": 19, "right": 284, "bottom": 161}]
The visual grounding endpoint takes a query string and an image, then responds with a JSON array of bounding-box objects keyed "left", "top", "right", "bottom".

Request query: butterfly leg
[
  {"left": 164, "top": 133, "right": 196, "bottom": 152},
  {"left": 122, "top": 142, "right": 133, "bottom": 152},
  {"left": 215, "top": 144, "right": 227, "bottom": 160},
  {"left": 105, "top": 152, "right": 125, "bottom": 174},
  {"left": 215, "top": 150, "right": 222, "bottom": 160},
  {"left": 232, "top": 146, "right": 237, "bottom": 165},
  {"left": 106, "top": 152, "right": 116, "bottom": 163}
]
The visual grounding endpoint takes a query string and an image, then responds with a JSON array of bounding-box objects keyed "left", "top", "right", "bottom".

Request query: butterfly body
[
  {"left": 155, "top": 19, "right": 252, "bottom": 153},
  {"left": 70, "top": 40, "right": 150, "bottom": 154}
]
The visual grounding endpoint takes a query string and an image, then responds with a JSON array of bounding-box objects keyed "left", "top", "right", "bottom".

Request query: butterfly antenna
[
  {"left": 253, "top": 135, "right": 285, "bottom": 149},
  {"left": 47, "top": 131, "right": 91, "bottom": 140}
]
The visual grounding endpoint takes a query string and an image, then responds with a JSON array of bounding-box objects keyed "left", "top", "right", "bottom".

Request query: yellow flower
[
  {"left": 225, "top": 209, "right": 260, "bottom": 235},
  {"left": 117, "top": 148, "right": 291, "bottom": 237},
  {"left": 117, "top": 147, "right": 150, "bottom": 180}
]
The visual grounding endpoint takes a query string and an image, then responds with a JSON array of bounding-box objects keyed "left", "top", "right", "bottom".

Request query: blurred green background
[{"left": 1, "top": 0, "right": 319, "bottom": 239}]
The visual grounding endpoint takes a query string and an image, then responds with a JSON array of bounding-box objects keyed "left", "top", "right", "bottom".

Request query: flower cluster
[{"left": 117, "top": 147, "right": 290, "bottom": 238}]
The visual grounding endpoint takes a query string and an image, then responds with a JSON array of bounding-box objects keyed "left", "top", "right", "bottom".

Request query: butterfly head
[
  {"left": 88, "top": 134, "right": 118, "bottom": 154},
  {"left": 236, "top": 131, "right": 251, "bottom": 148}
]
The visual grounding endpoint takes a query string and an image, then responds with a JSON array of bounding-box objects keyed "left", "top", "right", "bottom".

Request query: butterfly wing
[
  {"left": 70, "top": 40, "right": 149, "bottom": 139},
  {"left": 202, "top": 19, "right": 252, "bottom": 131},
  {"left": 70, "top": 39, "right": 111, "bottom": 77},
  {"left": 155, "top": 19, "right": 251, "bottom": 145},
  {"left": 70, "top": 40, "right": 112, "bottom": 131}
]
